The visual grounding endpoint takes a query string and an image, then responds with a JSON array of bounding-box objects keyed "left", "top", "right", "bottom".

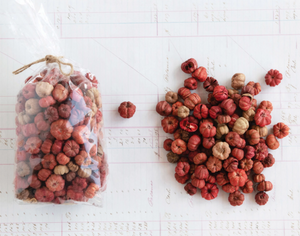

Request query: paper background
[{"left": 0, "top": 0, "right": 300, "bottom": 235}]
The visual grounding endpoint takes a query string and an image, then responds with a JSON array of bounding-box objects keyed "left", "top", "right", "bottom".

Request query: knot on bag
[{"left": 13, "top": 55, "right": 74, "bottom": 77}]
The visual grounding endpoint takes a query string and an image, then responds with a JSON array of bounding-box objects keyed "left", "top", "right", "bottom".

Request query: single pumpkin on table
[
  {"left": 181, "top": 58, "right": 198, "bottom": 74},
  {"left": 118, "top": 101, "right": 136, "bottom": 118}
]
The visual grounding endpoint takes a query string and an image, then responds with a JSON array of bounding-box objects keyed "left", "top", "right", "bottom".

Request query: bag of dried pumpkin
[{"left": 11, "top": 0, "right": 108, "bottom": 206}]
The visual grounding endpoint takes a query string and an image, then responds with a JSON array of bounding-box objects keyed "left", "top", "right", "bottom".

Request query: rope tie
[{"left": 13, "top": 55, "right": 74, "bottom": 76}]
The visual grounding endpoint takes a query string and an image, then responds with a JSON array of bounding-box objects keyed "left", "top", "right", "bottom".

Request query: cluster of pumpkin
[
  {"left": 156, "top": 58, "right": 289, "bottom": 206},
  {"left": 15, "top": 67, "right": 108, "bottom": 204}
]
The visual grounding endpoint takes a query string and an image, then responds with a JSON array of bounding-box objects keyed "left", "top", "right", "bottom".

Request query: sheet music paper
[{"left": 0, "top": 0, "right": 300, "bottom": 235}]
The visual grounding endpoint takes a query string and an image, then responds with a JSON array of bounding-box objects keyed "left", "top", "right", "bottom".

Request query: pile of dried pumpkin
[{"left": 156, "top": 58, "right": 289, "bottom": 206}]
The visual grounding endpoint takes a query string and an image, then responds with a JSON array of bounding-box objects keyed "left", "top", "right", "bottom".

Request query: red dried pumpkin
[
  {"left": 56, "top": 153, "right": 71, "bottom": 165},
  {"left": 216, "top": 172, "right": 229, "bottom": 186},
  {"left": 199, "top": 122, "right": 216, "bottom": 138},
  {"left": 40, "top": 139, "right": 53, "bottom": 154},
  {"left": 258, "top": 101, "right": 273, "bottom": 113},
  {"left": 266, "top": 134, "right": 280, "bottom": 150},
  {"left": 228, "top": 169, "right": 247, "bottom": 187},
  {"left": 161, "top": 117, "right": 178, "bottom": 134},
  {"left": 181, "top": 58, "right": 198, "bottom": 73},
  {"left": 44, "top": 107, "right": 59, "bottom": 123},
  {"left": 247, "top": 81, "right": 261, "bottom": 95},
  {"left": 254, "top": 109, "right": 272, "bottom": 127},
  {"left": 39, "top": 96, "right": 56, "bottom": 108},
  {"left": 239, "top": 97, "right": 252, "bottom": 111},
  {"left": 178, "top": 87, "right": 191, "bottom": 100},
  {"left": 63, "top": 140, "right": 80, "bottom": 157},
  {"left": 191, "top": 178, "right": 205, "bottom": 189},
  {"left": 171, "top": 139, "right": 187, "bottom": 155},
  {"left": 193, "top": 104, "right": 208, "bottom": 119},
  {"left": 184, "top": 78, "right": 198, "bottom": 90},
  {"left": 225, "top": 132, "right": 241, "bottom": 147},
  {"left": 187, "top": 135, "right": 201, "bottom": 151},
  {"left": 58, "top": 103, "right": 72, "bottom": 118},
  {"left": 206, "top": 156, "right": 222, "bottom": 173},
  {"left": 207, "top": 93, "right": 219, "bottom": 106},
  {"left": 265, "top": 69, "right": 282, "bottom": 87},
  {"left": 52, "top": 84, "right": 69, "bottom": 102},
  {"left": 22, "top": 123, "right": 39, "bottom": 137},
  {"left": 193, "top": 153, "right": 207, "bottom": 165},
  {"left": 203, "top": 77, "right": 219, "bottom": 92},
  {"left": 228, "top": 190, "right": 245, "bottom": 206},
  {"left": 41, "top": 154, "right": 57, "bottom": 170},
  {"left": 213, "top": 86, "right": 228, "bottom": 102},
  {"left": 184, "top": 93, "right": 201, "bottom": 110},
  {"left": 209, "top": 106, "right": 222, "bottom": 119},
  {"left": 156, "top": 101, "right": 172, "bottom": 116},
  {"left": 244, "top": 145, "right": 255, "bottom": 159},
  {"left": 175, "top": 161, "right": 190, "bottom": 176},
  {"left": 254, "top": 143, "right": 268, "bottom": 161},
  {"left": 253, "top": 160, "right": 264, "bottom": 174},
  {"left": 262, "top": 153, "right": 275, "bottom": 168},
  {"left": 217, "top": 115, "right": 231, "bottom": 124},
  {"left": 180, "top": 118, "right": 198, "bottom": 133},
  {"left": 34, "top": 112, "right": 50, "bottom": 131},
  {"left": 22, "top": 83, "right": 36, "bottom": 99},
  {"left": 241, "top": 85, "right": 255, "bottom": 96},
  {"left": 231, "top": 148, "right": 244, "bottom": 161},
  {"left": 202, "top": 137, "right": 215, "bottom": 149},
  {"left": 222, "top": 183, "right": 239, "bottom": 193},
  {"left": 245, "top": 129, "right": 260, "bottom": 145},
  {"left": 223, "top": 157, "right": 238, "bottom": 172},
  {"left": 163, "top": 139, "right": 173, "bottom": 151},
  {"left": 273, "top": 122, "right": 289, "bottom": 139},
  {"left": 175, "top": 173, "right": 190, "bottom": 184},
  {"left": 239, "top": 158, "right": 253, "bottom": 171},
  {"left": 201, "top": 183, "right": 219, "bottom": 200},
  {"left": 241, "top": 180, "right": 253, "bottom": 194},
  {"left": 35, "top": 186, "right": 54, "bottom": 202},
  {"left": 219, "top": 99, "right": 236, "bottom": 116},
  {"left": 50, "top": 119, "right": 74, "bottom": 140},
  {"left": 25, "top": 136, "right": 42, "bottom": 154},
  {"left": 72, "top": 125, "right": 90, "bottom": 145},
  {"left": 192, "top": 66, "right": 207, "bottom": 82}
]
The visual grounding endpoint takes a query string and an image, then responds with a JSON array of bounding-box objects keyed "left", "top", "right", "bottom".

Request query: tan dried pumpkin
[
  {"left": 232, "top": 117, "right": 249, "bottom": 135},
  {"left": 77, "top": 167, "right": 92, "bottom": 178},
  {"left": 86, "top": 87, "right": 102, "bottom": 108},
  {"left": 212, "top": 142, "right": 231, "bottom": 160},
  {"left": 16, "top": 162, "right": 31, "bottom": 177},
  {"left": 67, "top": 161, "right": 79, "bottom": 172},
  {"left": 17, "top": 111, "right": 33, "bottom": 125},
  {"left": 87, "top": 103, "right": 98, "bottom": 117},
  {"left": 36, "top": 82, "right": 54, "bottom": 98},
  {"left": 177, "top": 106, "right": 190, "bottom": 118},
  {"left": 216, "top": 124, "right": 229, "bottom": 139},
  {"left": 252, "top": 125, "right": 268, "bottom": 137},
  {"left": 54, "top": 165, "right": 69, "bottom": 175},
  {"left": 25, "top": 98, "right": 42, "bottom": 116},
  {"left": 228, "top": 89, "right": 239, "bottom": 97},
  {"left": 242, "top": 108, "right": 255, "bottom": 121},
  {"left": 231, "top": 73, "right": 245, "bottom": 90}
]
